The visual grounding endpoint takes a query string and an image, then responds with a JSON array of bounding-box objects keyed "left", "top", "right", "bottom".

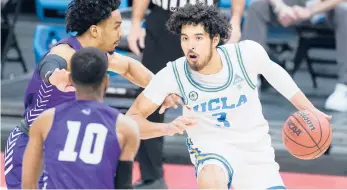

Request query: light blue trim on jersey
[
  {"left": 171, "top": 61, "right": 189, "bottom": 105},
  {"left": 234, "top": 44, "right": 257, "bottom": 90},
  {"left": 183, "top": 46, "right": 233, "bottom": 92},
  {"left": 186, "top": 138, "right": 233, "bottom": 189}
]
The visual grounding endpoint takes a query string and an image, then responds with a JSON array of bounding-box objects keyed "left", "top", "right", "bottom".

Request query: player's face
[
  {"left": 96, "top": 10, "right": 123, "bottom": 52},
  {"left": 180, "top": 24, "right": 214, "bottom": 71}
]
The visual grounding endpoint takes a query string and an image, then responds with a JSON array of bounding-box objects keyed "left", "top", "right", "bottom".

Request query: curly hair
[
  {"left": 166, "top": 2, "right": 231, "bottom": 41},
  {"left": 65, "top": 0, "right": 120, "bottom": 35}
]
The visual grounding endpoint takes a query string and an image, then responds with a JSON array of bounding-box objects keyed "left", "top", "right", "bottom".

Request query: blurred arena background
[{"left": 1, "top": 0, "right": 347, "bottom": 189}]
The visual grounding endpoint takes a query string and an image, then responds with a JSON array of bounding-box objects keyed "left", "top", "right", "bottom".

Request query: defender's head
[
  {"left": 70, "top": 47, "right": 109, "bottom": 98},
  {"left": 166, "top": 3, "right": 231, "bottom": 71},
  {"left": 66, "top": 0, "right": 122, "bottom": 53}
]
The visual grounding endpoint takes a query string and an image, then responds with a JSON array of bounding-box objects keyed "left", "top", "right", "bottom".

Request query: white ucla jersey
[{"left": 171, "top": 43, "right": 269, "bottom": 144}]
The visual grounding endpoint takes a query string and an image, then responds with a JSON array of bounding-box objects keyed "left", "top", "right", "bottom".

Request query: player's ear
[
  {"left": 89, "top": 25, "right": 99, "bottom": 38},
  {"left": 212, "top": 34, "right": 220, "bottom": 47}
]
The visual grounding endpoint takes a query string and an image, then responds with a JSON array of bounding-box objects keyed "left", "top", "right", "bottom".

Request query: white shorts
[{"left": 186, "top": 135, "right": 285, "bottom": 189}]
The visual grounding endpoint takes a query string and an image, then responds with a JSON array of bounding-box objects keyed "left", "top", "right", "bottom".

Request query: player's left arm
[
  {"left": 107, "top": 53, "right": 153, "bottom": 88},
  {"left": 22, "top": 108, "right": 55, "bottom": 189},
  {"left": 242, "top": 40, "right": 331, "bottom": 119}
]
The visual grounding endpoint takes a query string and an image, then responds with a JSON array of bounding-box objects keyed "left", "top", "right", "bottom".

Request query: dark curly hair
[
  {"left": 166, "top": 2, "right": 231, "bottom": 42},
  {"left": 65, "top": 0, "right": 121, "bottom": 35}
]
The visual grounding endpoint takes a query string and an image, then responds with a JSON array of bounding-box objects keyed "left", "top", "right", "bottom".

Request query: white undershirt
[{"left": 188, "top": 48, "right": 229, "bottom": 88}]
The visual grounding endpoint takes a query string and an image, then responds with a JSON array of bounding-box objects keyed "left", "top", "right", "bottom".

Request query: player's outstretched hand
[
  {"left": 159, "top": 94, "right": 184, "bottom": 114},
  {"left": 49, "top": 69, "right": 75, "bottom": 92},
  {"left": 166, "top": 116, "right": 197, "bottom": 136}
]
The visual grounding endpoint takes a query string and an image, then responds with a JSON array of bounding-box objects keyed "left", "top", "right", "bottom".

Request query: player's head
[
  {"left": 166, "top": 3, "right": 231, "bottom": 71},
  {"left": 70, "top": 47, "right": 109, "bottom": 99},
  {"left": 66, "top": 0, "right": 122, "bottom": 53}
]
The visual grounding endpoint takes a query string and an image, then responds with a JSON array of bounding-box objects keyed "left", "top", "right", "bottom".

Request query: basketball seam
[
  {"left": 283, "top": 117, "right": 316, "bottom": 148},
  {"left": 289, "top": 127, "right": 331, "bottom": 157},
  {"left": 309, "top": 111, "right": 324, "bottom": 145},
  {"left": 312, "top": 142, "right": 330, "bottom": 159},
  {"left": 283, "top": 129, "right": 315, "bottom": 148},
  {"left": 291, "top": 115, "right": 322, "bottom": 153},
  {"left": 311, "top": 127, "right": 332, "bottom": 159},
  {"left": 309, "top": 111, "right": 327, "bottom": 159}
]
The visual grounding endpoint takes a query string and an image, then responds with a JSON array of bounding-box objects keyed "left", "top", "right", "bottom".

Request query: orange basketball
[{"left": 282, "top": 110, "right": 332, "bottom": 160}]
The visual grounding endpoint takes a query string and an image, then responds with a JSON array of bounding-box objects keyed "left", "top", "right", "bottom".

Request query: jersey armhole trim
[
  {"left": 171, "top": 61, "right": 189, "bottom": 105},
  {"left": 235, "top": 44, "right": 257, "bottom": 90}
]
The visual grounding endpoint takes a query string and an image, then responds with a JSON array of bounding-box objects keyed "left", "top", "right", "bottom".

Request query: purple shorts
[{"left": 4, "top": 127, "right": 46, "bottom": 189}]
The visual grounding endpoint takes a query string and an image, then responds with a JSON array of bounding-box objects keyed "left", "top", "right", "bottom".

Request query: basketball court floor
[{"left": 1, "top": 14, "right": 347, "bottom": 189}]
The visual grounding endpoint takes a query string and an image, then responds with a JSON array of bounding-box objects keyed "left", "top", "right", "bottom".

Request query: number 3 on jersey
[
  {"left": 212, "top": 112, "right": 230, "bottom": 128},
  {"left": 58, "top": 121, "right": 107, "bottom": 165}
]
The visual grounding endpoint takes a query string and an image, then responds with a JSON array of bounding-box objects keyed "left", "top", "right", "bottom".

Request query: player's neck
[
  {"left": 198, "top": 48, "right": 222, "bottom": 75},
  {"left": 76, "top": 35, "right": 100, "bottom": 49},
  {"left": 76, "top": 95, "right": 103, "bottom": 102},
  {"left": 75, "top": 91, "right": 103, "bottom": 102}
]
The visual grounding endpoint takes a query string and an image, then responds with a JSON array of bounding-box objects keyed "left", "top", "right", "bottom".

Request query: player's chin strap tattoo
[
  {"left": 114, "top": 161, "right": 133, "bottom": 189},
  {"left": 38, "top": 54, "right": 68, "bottom": 84}
]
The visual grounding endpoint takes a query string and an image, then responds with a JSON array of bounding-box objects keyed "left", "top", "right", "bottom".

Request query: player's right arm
[
  {"left": 126, "top": 65, "right": 197, "bottom": 139},
  {"left": 239, "top": 40, "right": 331, "bottom": 120},
  {"left": 114, "top": 114, "right": 141, "bottom": 189},
  {"left": 38, "top": 44, "right": 76, "bottom": 92},
  {"left": 22, "top": 108, "right": 55, "bottom": 189}
]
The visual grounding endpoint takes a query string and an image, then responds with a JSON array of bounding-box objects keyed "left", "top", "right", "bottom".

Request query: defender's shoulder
[{"left": 48, "top": 44, "right": 75, "bottom": 62}]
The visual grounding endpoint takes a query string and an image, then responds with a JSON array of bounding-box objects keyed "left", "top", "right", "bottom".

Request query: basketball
[{"left": 282, "top": 110, "right": 332, "bottom": 160}]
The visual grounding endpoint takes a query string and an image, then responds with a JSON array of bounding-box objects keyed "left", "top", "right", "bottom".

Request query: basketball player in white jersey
[{"left": 127, "top": 2, "right": 332, "bottom": 189}]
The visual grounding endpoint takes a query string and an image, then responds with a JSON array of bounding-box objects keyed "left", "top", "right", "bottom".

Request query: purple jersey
[
  {"left": 23, "top": 37, "right": 82, "bottom": 127},
  {"left": 43, "top": 100, "right": 121, "bottom": 189}
]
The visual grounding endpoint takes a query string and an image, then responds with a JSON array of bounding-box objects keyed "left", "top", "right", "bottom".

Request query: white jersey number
[{"left": 58, "top": 121, "right": 108, "bottom": 165}]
